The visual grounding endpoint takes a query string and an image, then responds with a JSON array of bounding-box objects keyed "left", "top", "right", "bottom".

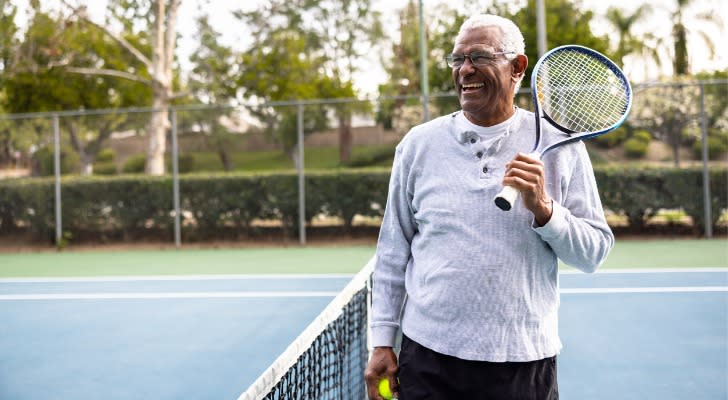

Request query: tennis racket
[{"left": 494, "top": 45, "right": 632, "bottom": 211}]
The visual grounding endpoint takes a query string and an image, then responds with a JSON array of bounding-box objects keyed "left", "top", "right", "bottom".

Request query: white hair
[
  {"left": 455, "top": 14, "right": 526, "bottom": 93},
  {"left": 456, "top": 14, "right": 525, "bottom": 57}
]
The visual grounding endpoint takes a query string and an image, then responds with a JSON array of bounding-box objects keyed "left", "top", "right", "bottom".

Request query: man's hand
[
  {"left": 364, "top": 347, "right": 399, "bottom": 400},
  {"left": 503, "top": 152, "right": 553, "bottom": 226}
]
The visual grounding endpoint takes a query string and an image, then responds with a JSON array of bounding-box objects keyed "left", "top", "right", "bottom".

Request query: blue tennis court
[{"left": 1, "top": 269, "right": 726, "bottom": 400}]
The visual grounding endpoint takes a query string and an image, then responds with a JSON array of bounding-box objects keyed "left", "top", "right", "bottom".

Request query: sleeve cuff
[
  {"left": 532, "top": 200, "right": 569, "bottom": 239},
  {"left": 370, "top": 325, "right": 400, "bottom": 348}
]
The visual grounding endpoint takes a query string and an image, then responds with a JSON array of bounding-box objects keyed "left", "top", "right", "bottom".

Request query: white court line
[
  {"left": 560, "top": 267, "right": 728, "bottom": 274},
  {"left": 1, "top": 268, "right": 726, "bottom": 283},
  {"left": 1, "top": 286, "right": 727, "bottom": 301},
  {"left": 561, "top": 286, "right": 728, "bottom": 294},
  {"left": 0, "top": 291, "right": 341, "bottom": 300},
  {"left": 0, "top": 274, "right": 355, "bottom": 283}
]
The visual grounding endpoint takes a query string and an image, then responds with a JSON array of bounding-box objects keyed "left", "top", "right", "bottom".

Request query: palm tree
[
  {"left": 604, "top": 5, "right": 663, "bottom": 78},
  {"left": 669, "top": 0, "right": 722, "bottom": 75}
]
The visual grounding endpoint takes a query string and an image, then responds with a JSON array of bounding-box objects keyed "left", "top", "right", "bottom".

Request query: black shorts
[{"left": 398, "top": 335, "right": 559, "bottom": 400}]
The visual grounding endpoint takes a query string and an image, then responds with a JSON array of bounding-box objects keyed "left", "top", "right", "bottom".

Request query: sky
[{"left": 13, "top": 0, "right": 728, "bottom": 95}]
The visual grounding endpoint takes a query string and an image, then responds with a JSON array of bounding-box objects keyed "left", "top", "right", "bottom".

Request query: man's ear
[{"left": 512, "top": 54, "right": 528, "bottom": 78}]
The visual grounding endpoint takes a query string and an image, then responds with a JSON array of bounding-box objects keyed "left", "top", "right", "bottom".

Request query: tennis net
[{"left": 238, "top": 258, "right": 375, "bottom": 400}]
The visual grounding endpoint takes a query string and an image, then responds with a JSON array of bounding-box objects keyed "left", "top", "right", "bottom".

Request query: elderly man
[{"left": 364, "top": 14, "right": 613, "bottom": 400}]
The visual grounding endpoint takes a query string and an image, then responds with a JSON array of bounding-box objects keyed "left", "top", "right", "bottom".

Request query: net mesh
[
  {"left": 536, "top": 48, "right": 630, "bottom": 133},
  {"left": 238, "top": 260, "right": 373, "bottom": 400}
]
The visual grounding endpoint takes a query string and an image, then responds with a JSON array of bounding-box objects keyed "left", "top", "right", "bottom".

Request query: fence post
[
  {"left": 297, "top": 102, "right": 306, "bottom": 245},
  {"left": 699, "top": 83, "right": 712, "bottom": 238},
  {"left": 171, "top": 108, "right": 182, "bottom": 248},
  {"left": 53, "top": 114, "right": 62, "bottom": 247},
  {"left": 418, "top": 0, "right": 429, "bottom": 123}
]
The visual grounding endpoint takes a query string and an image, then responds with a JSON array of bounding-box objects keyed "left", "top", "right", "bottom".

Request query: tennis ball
[{"left": 378, "top": 378, "right": 393, "bottom": 400}]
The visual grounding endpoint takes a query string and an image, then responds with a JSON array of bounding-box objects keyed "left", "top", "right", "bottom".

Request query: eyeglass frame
[{"left": 445, "top": 50, "right": 516, "bottom": 68}]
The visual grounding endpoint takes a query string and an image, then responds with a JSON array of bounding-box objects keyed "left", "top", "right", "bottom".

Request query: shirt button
[
  {"left": 476, "top": 152, "right": 483, "bottom": 158},
  {"left": 482, "top": 166, "right": 488, "bottom": 173},
  {"left": 470, "top": 138, "right": 476, "bottom": 144}
]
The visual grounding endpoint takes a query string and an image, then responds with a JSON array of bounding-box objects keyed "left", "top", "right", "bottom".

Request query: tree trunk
[
  {"left": 218, "top": 148, "right": 232, "bottom": 171},
  {"left": 146, "top": 91, "right": 169, "bottom": 175},
  {"left": 338, "top": 114, "right": 352, "bottom": 164},
  {"left": 672, "top": 141, "right": 680, "bottom": 168},
  {"left": 79, "top": 152, "right": 93, "bottom": 175},
  {"left": 144, "top": 0, "right": 179, "bottom": 175}
]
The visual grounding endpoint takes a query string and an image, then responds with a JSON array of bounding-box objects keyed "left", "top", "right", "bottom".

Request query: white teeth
[{"left": 462, "top": 83, "right": 484, "bottom": 89}]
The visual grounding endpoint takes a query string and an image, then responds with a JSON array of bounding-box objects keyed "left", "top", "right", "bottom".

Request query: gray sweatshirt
[{"left": 371, "top": 108, "right": 614, "bottom": 362}]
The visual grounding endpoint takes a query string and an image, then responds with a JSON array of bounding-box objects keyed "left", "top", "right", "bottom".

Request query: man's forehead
[{"left": 454, "top": 26, "right": 503, "bottom": 47}]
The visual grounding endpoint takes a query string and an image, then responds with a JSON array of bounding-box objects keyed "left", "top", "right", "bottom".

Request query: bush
[
  {"left": 96, "top": 148, "right": 116, "bottom": 163},
  {"left": 31, "top": 145, "right": 81, "bottom": 176},
  {"left": 593, "top": 126, "right": 628, "bottom": 148},
  {"left": 122, "top": 155, "right": 146, "bottom": 173},
  {"left": 692, "top": 132, "right": 728, "bottom": 160},
  {"left": 93, "top": 162, "right": 118, "bottom": 175},
  {"left": 167, "top": 153, "right": 196, "bottom": 173},
  {"left": 623, "top": 137, "right": 649, "bottom": 158},
  {"left": 0, "top": 167, "right": 725, "bottom": 242},
  {"left": 632, "top": 130, "right": 652, "bottom": 143}
]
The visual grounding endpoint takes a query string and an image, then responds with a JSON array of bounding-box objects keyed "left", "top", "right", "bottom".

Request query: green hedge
[{"left": 0, "top": 167, "right": 725, "bottom": 242}]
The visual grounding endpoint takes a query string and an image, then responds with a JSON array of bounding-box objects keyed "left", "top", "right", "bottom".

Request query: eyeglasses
[{"left": 445, "top": 51, "right": 515, "bottom": 68}]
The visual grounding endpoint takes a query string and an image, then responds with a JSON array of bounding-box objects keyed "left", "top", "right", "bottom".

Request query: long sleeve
[
  {"left": 533, "top": 142, "right": 614, "bottom": 273},
  {"left": 370, "top": 145, "right": 417, "bottom": 348}
]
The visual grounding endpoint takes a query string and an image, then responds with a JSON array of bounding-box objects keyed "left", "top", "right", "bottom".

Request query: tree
[
  {"left": 0, "top": 0, "right": 19, "bottom": 167},
  {"left": 307, "top": 0, "right": 383, "bottom": 163},
  {"left": 377, "top": 1, "right": 451, "bottom": 131},
  {"left": 668, "top": 0, "right": 722, "bottom": 75},
  {"left": 631, "top": 77, "right": 700, "bottom": 167},
  {"left": 382, "top": 0, "right": 612, "bottom": 111},
  {"left": 604, "top": 5, "right": 662, "bottom": 77},
  {"left": 186, "top": 11, "right": 239, "bottom": 171},
  {"left": 60, "top": 0, "right": 183, "bottom": 175},
  {"left": 237, "top": 28, "right": 338, "bottom": 162},
  {"left": 235, "top": 0, "right": 382, "bottom": 164},
  {"left": 0, "top": 7, "right": 150, "bottom": 175}
]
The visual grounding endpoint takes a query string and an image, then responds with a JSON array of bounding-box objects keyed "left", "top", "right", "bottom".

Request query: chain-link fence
[{"left": 0, "top": 79, "right": 726, "bottom": 248}]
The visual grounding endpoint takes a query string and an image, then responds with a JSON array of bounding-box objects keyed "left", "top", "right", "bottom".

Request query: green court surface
[{"left": 0, "top": 239, "right": 725, "bottom": 278}]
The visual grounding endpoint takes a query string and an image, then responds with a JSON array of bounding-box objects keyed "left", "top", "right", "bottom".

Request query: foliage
[
  {"left": 61, "top": 0, "right": 184, "bottom": 175},
  {"left": 623, "top": 130, "right": 651, "bottom": 159},
  {"left": 692, "top": 132, "right": 728, "bottom": 160},
  {"left": 235, "top": 0, "right": 382, "bottom": 164},
  {"left": 376, "top": 1, "right": 442, "bottom": 128},
  {"left": 603, "top": 5, "right": 662, "bottom": 78},
  {"left": 185, "top": 13, "right": 239, "bottom": 171},
  {"left": 30, "top": 144, "right": 81, "bottom": 176},
  {"left": 631, "top": 77, "right": 700, "bottom": 166},
  {"left": 497, "top": 0, "right": 613, "bottom": 90},
  {"left": 593, "top": 166, "right": 726, "bottom": 232},
  {"left": 0, "top": 7, "right": 151, "bottom": 175},
  {"left": 96, "top": 148, "right": 116, "bottom": 163},
  {"left": 593, "top": 126, "right": 628, "bottom": 148},
  {"left": 237, "top": 28, "right": 339, "bottom": 157},
  {"left": 1, "top": 167, "right": 724, "bottom": 243},
  {"left": 377, "top": 0, "right": 613, "bottom": 125},
  {"left": 122, "top": 154, "right": 146, "bottom": 173},
  {"left": 666, "top": 0, "right": 721, "bottom": 75}
]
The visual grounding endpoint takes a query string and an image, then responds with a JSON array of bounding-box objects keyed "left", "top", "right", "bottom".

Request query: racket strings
[{"left": 536, "top": 49, "right": 629, "bottom": 133}]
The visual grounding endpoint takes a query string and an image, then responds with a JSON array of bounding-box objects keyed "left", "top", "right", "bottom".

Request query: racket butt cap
[
  {"left": 494, "top": 185, "right": 519, "bottom": 211},
  {"left": 494, "top": 196, "right": 512, "bottom": 211}
]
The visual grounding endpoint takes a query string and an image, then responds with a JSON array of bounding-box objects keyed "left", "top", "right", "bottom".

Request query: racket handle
[{"left": 494, "top": 185, "right": 519, "bottom": 211}]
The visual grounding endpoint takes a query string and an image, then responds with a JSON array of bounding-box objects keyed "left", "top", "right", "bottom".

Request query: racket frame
[{"left": 494, "top": 45, "right": 632, "bottom": 211}]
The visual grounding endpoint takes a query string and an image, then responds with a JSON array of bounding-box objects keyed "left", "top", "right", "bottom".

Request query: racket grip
[{"left": 494, "top": 185, "right": 520, "bottom": 211}]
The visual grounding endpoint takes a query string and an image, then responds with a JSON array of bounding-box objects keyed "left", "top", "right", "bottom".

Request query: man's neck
[{"left": 463, "top": 104, "right": 516, "bottom": 127}]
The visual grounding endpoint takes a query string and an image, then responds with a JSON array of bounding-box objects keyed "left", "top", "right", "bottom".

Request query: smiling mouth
[{"left": 461, "top": 83, "right": 484, "bottom": 93}]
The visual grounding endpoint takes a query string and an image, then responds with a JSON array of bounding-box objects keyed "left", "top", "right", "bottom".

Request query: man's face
[{"left": 451, "top": 26, "right": 515, "bottom": 125}]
